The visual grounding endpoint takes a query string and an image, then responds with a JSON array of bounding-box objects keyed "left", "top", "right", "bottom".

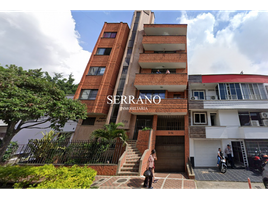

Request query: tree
[
  {"left": 92, "top": 122, "right": 128, "bottom": 143},
  {"left": 44, "top": 72, "right": 78, "bottom": 95},
  {"left": 0, "top": 65, "right": 87, "bottom": 159}
]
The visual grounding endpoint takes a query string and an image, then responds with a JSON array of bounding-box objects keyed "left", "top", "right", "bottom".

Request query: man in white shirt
[{"left": 225, "top": 144, "right": 235, "bottom": 168}]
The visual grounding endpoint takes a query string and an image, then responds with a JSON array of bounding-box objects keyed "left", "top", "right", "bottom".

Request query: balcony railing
[
  {"left": 190, "top": 95, "right": 268, "bottom": 101},
  {"left": 129, "top": 98, "right": 187, "bottom": 114},
  {"left": 134, "top": 73, "right": 187, "bottom": 91}
]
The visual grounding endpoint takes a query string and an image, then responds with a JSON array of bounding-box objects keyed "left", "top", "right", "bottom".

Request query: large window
[
  {"left": 88, "top": 67, "right": 105, "bottom": 75},
  {"left": 238, "top": 112, "right": 262, "bottom": 126},
  {"left": 139, "top": 90, "right": 165, "bottom": 100},
  {"left": 96, "top": 48, "right": 112, "bottom": 55},
  {"left": 79, "top": 89, "right": 98, "bottom": 100},
  {"left": 103, "top": 32, "right": 116, "bottom": 38},
  {"left": 218, "top": 83, "right": 267, "bottom": 100},
  {"left": 241, "top": 83, "right": 267, "bottom": 100}
]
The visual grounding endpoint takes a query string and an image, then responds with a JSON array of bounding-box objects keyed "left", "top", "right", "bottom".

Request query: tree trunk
[{"left": 0, "top": 122, "right": 17, "bottom": 160}]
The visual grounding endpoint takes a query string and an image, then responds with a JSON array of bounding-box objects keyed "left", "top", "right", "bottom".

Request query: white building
[{"left": 189, "top": 74, "right": 268, "bottom": 168}]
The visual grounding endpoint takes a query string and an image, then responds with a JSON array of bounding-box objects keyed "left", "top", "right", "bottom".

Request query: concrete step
[
  {"left": 120, "top": 167, "right": 139, "bottom": 172},
  {"left": 123, "top": 163, "right": 139, "bottom": 167},
  {"left": 117, "top": 172, "right": 139, "bottom": 176}
]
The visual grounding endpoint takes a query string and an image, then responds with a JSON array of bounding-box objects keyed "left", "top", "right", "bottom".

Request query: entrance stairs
[{"left": 117, "top": 140, "right": 141, "bottom": 176}]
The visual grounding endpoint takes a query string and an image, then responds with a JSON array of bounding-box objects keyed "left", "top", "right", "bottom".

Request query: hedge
[{"left": 0, "top": 164, "right": 97, "bottom": 189}]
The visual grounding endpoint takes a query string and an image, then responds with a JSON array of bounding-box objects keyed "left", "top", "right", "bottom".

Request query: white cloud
[
  {"left": 0, "top": 11, "right": 91, "bottom": 83},
  {"left": 178, "top": 11, "right": 268, "bottom": 76}
]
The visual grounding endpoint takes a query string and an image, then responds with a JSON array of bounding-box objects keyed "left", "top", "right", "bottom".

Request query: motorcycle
[{"left": 219, "top": 156, "right": 227, "bottom": 173}]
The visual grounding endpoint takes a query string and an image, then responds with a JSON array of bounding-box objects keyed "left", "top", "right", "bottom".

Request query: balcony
[
  {"left": 128, "top": 98, "right": 187, "bottom": 115},
  {"left": 134, "top": 73, "right": 187, "bottom": 92},
  {"left": 139, "top": 53, "right": 187, "bottom": 69},
  {"left": 189, "top": 94, "right": 268, "bottom": 110},
  {"left": 144, "top": 24, "right": 187, "bottom": 36},
  {"left": 142, "top": 35, "right": 186, "bottom": 51}
]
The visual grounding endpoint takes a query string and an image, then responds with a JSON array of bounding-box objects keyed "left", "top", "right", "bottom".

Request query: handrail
[
  {"left": 138, "top": 129, "right": 153, "bottom": 176},
  {"left": 116, "top": 142, "right": 128, "bottom": 175}
]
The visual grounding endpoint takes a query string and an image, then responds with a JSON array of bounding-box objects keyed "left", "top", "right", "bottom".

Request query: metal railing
[{"left": 14, "top": 140, "right": 125, "bottom": 165}]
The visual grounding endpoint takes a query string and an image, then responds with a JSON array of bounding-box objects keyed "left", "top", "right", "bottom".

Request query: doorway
[
  {"left": 133, "top": 115, "right": 153, "bottom": 140},
  {"left": 231, "top": 141, "right": 244, "bottom": 166}
]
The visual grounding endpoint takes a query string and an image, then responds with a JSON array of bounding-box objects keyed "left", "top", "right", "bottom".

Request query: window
[
  {"left": 96, "top": 48, "right": 112, "bottom": 55},
  {"left": 173, "top": 94, "right": 181, "bottom": 99},
  {"left": 82, "top": 117, "right": 96, "bottom": 125},
  {"left": 240, "top": 83, "right": 266, "bottom": 100},
  {"left": 79, "top": 89, "right": 98, "bottom": 100},
  {"left": 194, "top": 113, "right": 207, "bottom": 124},
  {"left": 103, "top": 32, "right": 117, "bottom": 38},
  {"left": 238, "top": 112, "right": 262, "bottom": 126},
  {"left": 193, "top": 91, "right": 205, "bottom": 100},
  {"left": 88, "top": 67, "right": 105, "bottom": 75},
  {"left": 139, "top": 90, "right": 165, "bottom": 99}
]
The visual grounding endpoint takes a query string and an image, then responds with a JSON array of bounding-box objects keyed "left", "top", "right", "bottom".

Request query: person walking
[{"left": 143, "top": 149, "right": 156, "bottom": 189}]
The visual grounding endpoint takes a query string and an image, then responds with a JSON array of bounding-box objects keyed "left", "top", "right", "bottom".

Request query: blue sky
[{"left": 1, "top": 6, "right": 268, "bottom": 83}]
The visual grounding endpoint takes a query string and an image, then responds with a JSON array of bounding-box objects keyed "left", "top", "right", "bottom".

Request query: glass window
[
  {"left": 194, "top": 113, "right": 207, "bottom": 124},
  {"left": 235, "top": 83, "right": 243, "bottom": 99},
  {"left": 103, "top": 32, "right": 117, "bottom": 38},
  {"left": 88, "top": 67, "right": 105, "bottom": 75},
  {"left": 219, "top": 83, "right": 227, "bottom": 100},
  {"left": 79, "top": 89, "right": 98, "bottom": 100},
  {"left": 80, "top": 90, "right": 90, "bottom": 100},
  {"left": 96, "top": 48, "right": 111, "bottom": 55},
  {"left": 98, "top": 67, "right": 105, "bottom": 75},
  {"left": 89, "top": 90, "right": 98, "bottom": 100},
  {"left": 258, "top": 84, "right": 267, "bottom": 99},
  {"left": 193, "top": 91, "right": 205, "bottom": 100}
]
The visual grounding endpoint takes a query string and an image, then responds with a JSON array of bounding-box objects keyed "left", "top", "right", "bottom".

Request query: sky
[{"left": 1, "top": 2, "right": 268, "bottom": 84}]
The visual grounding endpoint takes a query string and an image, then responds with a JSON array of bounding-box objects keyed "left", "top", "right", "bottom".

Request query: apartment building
[
  {"left": 73, "top": 10, "right": 189, "bottom": 172},
  {"left": 72, "top": 22, "right": 130, "bottom": 140},
  {"left": 189, "top": 74, "right": 268, "bottom": 168}
]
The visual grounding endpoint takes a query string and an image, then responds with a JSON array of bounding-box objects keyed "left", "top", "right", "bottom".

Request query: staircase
[{"left": 118, "top": 140, "right": 141, "bottom": 176}]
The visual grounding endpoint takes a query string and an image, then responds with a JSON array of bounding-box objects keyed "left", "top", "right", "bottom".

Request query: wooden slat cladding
[
  {"left": 189, "top": 100, "right": 204, "bottom": 109},
  {"left": 188, "top": 75, "right": 202, "bottom": 83}
]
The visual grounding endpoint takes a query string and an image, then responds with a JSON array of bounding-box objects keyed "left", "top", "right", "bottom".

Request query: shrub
[
  {"left": 142, "top": 127, "right": 152, "bottom": 131},
  {"left": 0, "top": 164, "right": 97, "bottom": 189},
  {"left": 1, "top": 141, "right": 19, "bottom": 162}
]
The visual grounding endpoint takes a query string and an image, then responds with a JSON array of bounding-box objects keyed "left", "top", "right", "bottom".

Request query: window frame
[
  {"left": 193, "top": 112, "right": 207, "bottom": 125},
  {"left": 79, "top": 89, "right": 98, "bottom": 100},
  {"left": 88, "top": 67, "right": 106, "bottom": 76},
  {"left": 96, "top": 48, "right": 112, "bottom": 55},
  {"left": 192, "top": 90, "right": 205, "bottom": 100},
  {"left": 103, "top": 32, "right": 117, "bottom": 38}
]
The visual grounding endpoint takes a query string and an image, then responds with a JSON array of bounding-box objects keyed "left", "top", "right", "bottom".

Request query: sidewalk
[
  {"left": 195, "top": 180, "right": 265, "bottom": 189},
  {"left": 91, "top": 172, "right": 196, "bottom": 189}
]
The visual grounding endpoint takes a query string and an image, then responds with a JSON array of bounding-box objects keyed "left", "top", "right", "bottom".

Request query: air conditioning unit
[
  {"left": 260, "top": 112, "right": 268, "bottom": 119},
  {"left": 191, "top": 96, "right": 198, "bottom": 100},
  {"left": 211, "top": 96, "right": 216, "bottom": 100},
  {"left": 262, "top": 120, "right": 268, "bottom": 127},
  {"left": 251, "top": 120, "right": 260, "bottom": 127}
]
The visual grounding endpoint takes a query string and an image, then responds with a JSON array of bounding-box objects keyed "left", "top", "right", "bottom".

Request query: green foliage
[
  {"left": 0, "top": 64, "right": 87, "bottom": 158},
  {"left": 44, "top": 72, "right": 78, "bottom": 95},
  {"left": 1, "top": 141, "right": 19, "bottom": 162},
  {"left": 27, "top": 130, "right": 65, "bottom": 163},
  {"left": 92, "top": 122, "right": 128, "bottom": 143},
  {"left": 0, "top": 164, "right": 97, "bottom": 189},
  {"left": 142, "top": 127, "right": 152, "bottom": 131},
  {"left": 0, "top": 64, "right": 87, "bottom": 131}
]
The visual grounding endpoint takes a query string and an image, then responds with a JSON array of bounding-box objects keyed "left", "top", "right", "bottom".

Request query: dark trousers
[
  {"left": 263, "top": 178, "right": 268, "bottom": 189},
  {"left": 227, "top": 154, "right": 234, "bottom": 168},
  {"left": 144, "top": 168, "right": 153, "bottom": 188}
]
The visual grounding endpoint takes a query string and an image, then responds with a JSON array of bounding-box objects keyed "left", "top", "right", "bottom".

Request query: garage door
[
  {"left": 194, "top": 140, "right": 221, "bottom": 167},
  {"left": 155, "top": 136, "right": 185, "bottom": 172}
]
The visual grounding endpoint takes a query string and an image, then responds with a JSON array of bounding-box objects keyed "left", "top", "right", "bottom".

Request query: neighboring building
[
  {"left": 73, "top": 10, "right": 189, "bottom": 172},
  {"left": 72, "top": 21, "right": 130, "bottom": 140},
  {"left": 189, "top": 74, "right": 268, "bottom": 168},
  {"left": 11, "top": 95, "right": 77, "bottom": 144}
]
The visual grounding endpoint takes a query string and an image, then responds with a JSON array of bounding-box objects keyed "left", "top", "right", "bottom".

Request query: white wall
[{"left": 218, "top": 110, "right": 240, "bottom": 126}]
